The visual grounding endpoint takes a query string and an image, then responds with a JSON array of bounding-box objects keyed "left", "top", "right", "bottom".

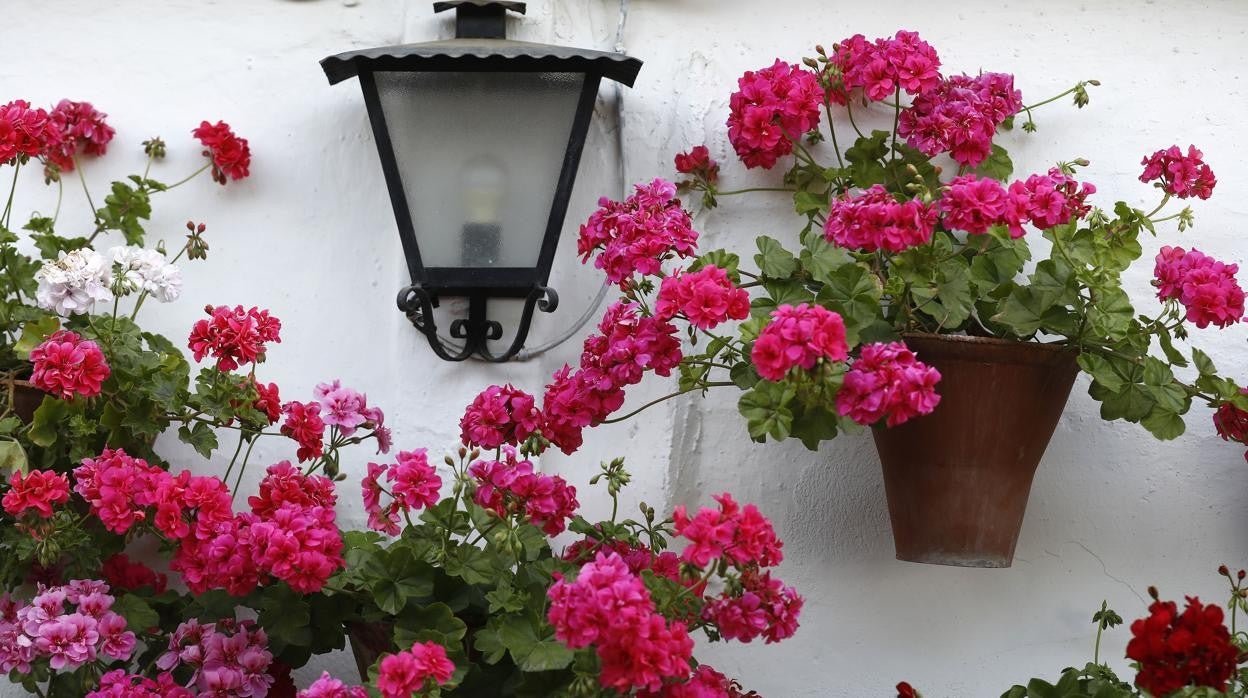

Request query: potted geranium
[
  {"left": 903, "top": 564, "right": 1248, "bottom": 697},
  {"left": 0, "top": 97, "right": 802, "bottom": 697},
  {"left": 507, "top": 31, "right": 1247, "bottom": 567}
]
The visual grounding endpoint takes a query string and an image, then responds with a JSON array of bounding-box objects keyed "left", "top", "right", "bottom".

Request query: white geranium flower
[
  {"left": 108, "top": 245, "right": 183, "bottom": 303},
  {"left": 34, "top": 248, "right": 114, "bottom": 316}
]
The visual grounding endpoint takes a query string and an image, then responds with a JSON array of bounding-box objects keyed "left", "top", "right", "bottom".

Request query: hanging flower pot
[
  {"left": 871, "top": 333, "right": 1079, "bottom": 568},
  {"left": 347, "top": 621, "right": 395, "bottom": 682},
  {"left": 7, "top": 379, "right": 43, "bottom": 424}
]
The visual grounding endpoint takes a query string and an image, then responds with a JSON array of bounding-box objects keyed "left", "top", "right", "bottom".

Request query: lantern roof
[
  {"left": 321, "top": 39, "right": 642, "bottom": 86},
  {"left": 320, "top": 1, "right": 641, "bottom": 87}
]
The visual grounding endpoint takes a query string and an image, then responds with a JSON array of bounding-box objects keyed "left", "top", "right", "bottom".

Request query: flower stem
[
  {"left": 166, "top": 162, "right": 212, "bottom": 190},
  {"left": 715, "top": 186, "right": 797, "bottom": 196},
  {"left": 1144, "top": 193, "right": 1171, "bottom": 220},
  {"left": 600, "top": 382, "right": 734, "bottom": 425},
  {"left": 230, "top": 436, "right": 258, "bottom": 502},
  {"left": 73, "top": 155, "right": 98, "bottom": 225},
  {"left": 1, "top": 162, "right": 20, "bottom": 229},
  {"left": 222, "top": 432, "right": 247, "bottom": 484}
]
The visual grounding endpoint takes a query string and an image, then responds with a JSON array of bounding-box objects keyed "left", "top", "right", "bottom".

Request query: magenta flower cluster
[
  {"left": 71, "top": 450, "right": 345, "bottom": 596},
  {"left": 726, "top": 59, "right": 823, "bottom": 169},
  {"left": 1154, "top": 246, "right": 1245, "bottom": 330},
  {"left": 297, "top": 672, "right": 368, "bottom": 698},
  {"left": 548, "top": 551, "right": 695, "bottom": 692},
  {"left": 376, "top": 641, "right": 455, "bottom": 698},
  {"left": 1140, "top": 144, "right": 1217, "bottom": 200},
  {"left": 824, "top": 184, "right": 939, "bottom": 252},
  {"left": 836, "top": 342, "right": 942, "bottom": 428},
  {"left": 362, "top": 449, "right": 443, "bottom": 535},
  {"left": 187, "top": 304, "right": 282, "bottom": 372},
  {"left": 655, "top": 264, "right": 751, "bottom": 330},
  {"left": 470, "top": 447, "right": 579, "bottom": 536},
  {"left": 0, "top": 581, "right": 136, "bottom": 675},
  {"left": 750, "top": 303, "right": 849, "bottom": 382},
  {"left": 29, "top": 330, "right": 111, "bottom": 399},
  {"left": 578, "top": 178, "right": 699, "bottom": 285},
  {"left": 898, "top": 72, "right": 1022, "bottom": 168},
  {"left": 937, "top": 168, "right": 1096, "bottom": 239},
  {"left": 458, "top": 383, "right": 543, "bottom": 450},
  {"left": 831, "top": 30, "right": 942, "bottom": 103},
  {"left": 675, "top": 493, "right": 802, "bottom": 646},
  {"left": 541, "top": 301, "right": 682, "bottom": 453},
  {"left": 155, "top": 618, "right": 273, "bottom": 697}
]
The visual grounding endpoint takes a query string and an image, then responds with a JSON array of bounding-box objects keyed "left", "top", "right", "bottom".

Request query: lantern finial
[{"left": 432, "top": 1, "right": 526, "bottom": 39}]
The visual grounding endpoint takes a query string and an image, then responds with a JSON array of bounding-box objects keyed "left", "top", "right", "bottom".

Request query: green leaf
[
  {"left": 790, "top": 405, "right": 840, "bottom": 450},
  {"left": 27, "top": 398, "right": 69, "bottom": 448},
  {"left": 497, "top": 614, "right": 575, "bottom": 673},
  {"left": 1155, "top": 329, "right": 1188, "bottom": 367},
  {"left": 0, "top": 441, "right": 27, "bottom": 473},
  {"left": 1141, "top": 407, "right": 1186, "bottom": 440},
  {"left": 816, "top": 263, "right": 882, "bottom": 343},
  {"left": 845, "top": 130, "right": 890, "bottom": 186},
  {"left": 393, "top": 603, "right": 468, "bottom": 648},
  {"left": 177, "top": 421, "right": 220, "bottom": 458},
  {"left": 799, "top": 230, "right": 852, "bottom": 284},
  {"left": 754, "top": 236, "right": 798, "bottom": 278},
  {"left": 256, "top": 585, "right": 313, "bottom": 649},
  {"left": 1087, "top": 287, "right": 1134, "bottom": 341},
  {"left": 444, "top": 543, "right": 500, "bottom": 585},
  {"left": 793, "top": 190, "right": 827, "bottom": 215},
  {"left": 972, "top": 144, "right": 1013, "bottom": 181},
  {"left": 689, "top": 250, "right": 741, "bottom": 280},
  {"left": 738, "top": 381, "right": 795, "bottom": 442},
  {"left": 910, "top": 259, "right": 974, "bottom": 329},
  {"left": 1099, "top": 383, "right": 1155, "bottom": 423},
  {"left": 111, "top": 594, "right": 160, "bottom": 633},
  {"left": 1192, "top": 348, "right": 1217, "bottom": 377},
  {"left": 366, "top": 549, "right": 436, "bottom": 615},
  {"left": 1077, "top": 354, "right": 1127, "bottom": 393},
  {"left": 14, "top": 315, "right": 60, "bottom": 358},
  {"left": 1029, "top": 259, "right": 1077, "bottom": 306}
]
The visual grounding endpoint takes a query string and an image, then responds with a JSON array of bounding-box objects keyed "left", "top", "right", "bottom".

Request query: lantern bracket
[{"left": 397, "top": 283, "right": 559, "bottom": 362}]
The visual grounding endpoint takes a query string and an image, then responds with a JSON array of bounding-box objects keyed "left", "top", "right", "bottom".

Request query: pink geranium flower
[
  {"left": 29, "top": 330, "right": 110, "bottom": 399},
  {"left": 727, "top": 60, "right": 822, "bottom": 169},
  {"left": 750, "top": 304, "right": 848, "bottom": 381},
  {"left": 1140, "top": 144, "right": 1216, "bottom": 200},
  {"left": 836, "top": 341, "right": 942, "bottom": 427},
  {"left": 2, "top": 469, "right": 70, "bottom": 518}
]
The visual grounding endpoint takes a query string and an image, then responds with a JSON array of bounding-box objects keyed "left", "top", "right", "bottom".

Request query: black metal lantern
[{"left": 321, "top": 1, "right": 642, "bottom": 361}]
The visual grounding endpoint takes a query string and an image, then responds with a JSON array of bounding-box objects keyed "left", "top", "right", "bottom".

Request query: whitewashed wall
[{"left": 3, "top": 1, "right": 1248, "bottom": 696}]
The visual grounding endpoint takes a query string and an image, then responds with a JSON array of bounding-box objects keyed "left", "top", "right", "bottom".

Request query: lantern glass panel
[{"left": 373, "top": 70, "right": 585, "bottom": 270}]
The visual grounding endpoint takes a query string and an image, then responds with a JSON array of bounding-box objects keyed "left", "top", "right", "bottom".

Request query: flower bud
[
  {"left": 1220, "top": 564, "right": 1231, "bottom": 577},
  {"left": 1148, "top": 585, "right": 1159, "bottom": 601}
]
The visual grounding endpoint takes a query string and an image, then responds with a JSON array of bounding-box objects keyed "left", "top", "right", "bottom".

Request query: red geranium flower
[
  {"left": 1126, "top": 596, "right": 1239, "bottom": 695},
  {"left": 192, "top": 119, "right": 251, "bottom": 184}
]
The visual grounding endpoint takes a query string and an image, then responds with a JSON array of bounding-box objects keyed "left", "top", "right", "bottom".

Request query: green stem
[
  {"left": 52, "top": 177, "right": 63, "bottom": 225},
  {"left": 889, "top": 86, "right": 902, "bottom": 163},
  {"left": 166, "top": 162, "right": 212, "bottom": 190},
  {"left": 130, "top": 290, "right": 149, "bottom": 321},
  {"left": 230, "top": 436, "right": 258, "bottom": 502},
  {"left": 1093, "top": 620, "right": 1104, "bottom": 665},
  {"left": 715, "top": 186, "right": 797, "bottom": 196},
  {"left": 73, "top": 155, "right": 98, "bottom": 224},
  {"left": 600, "top": 382, "right": 734, "bottom": 424},
  {"left": 222, "top": 432, "right": 247, "bottom": 484},
  {"left": 823, "top": 102, "right": 847, "bottom": 171},
  {"left": 1, "top": 162, "right": 20, "bottom": 229},
  {"left": 1144, "top": 193, "right": 1171, "bottom": 220},
  {"left": 1022, "top": 83, "right": 1087, "bottom": 112},
  {"left": 844, "top": 100, "right": 866, "bottom": 139}
]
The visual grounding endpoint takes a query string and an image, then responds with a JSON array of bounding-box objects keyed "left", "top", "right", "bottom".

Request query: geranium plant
[
  {"left": 525, "top": 31, "right": 1248, "bottom": 457},
  {"left": 902, "top": 565, "right": 1248, "bottom": 698},
  {"left": 0, "top": 98, "right": 800, "bottom": 697}
]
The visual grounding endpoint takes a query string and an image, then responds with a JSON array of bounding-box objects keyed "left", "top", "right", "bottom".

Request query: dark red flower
[
  {"left": 253, "top": 380, "right": 282, "bottom": 424},
  {"left": 44, "top": 99, "right": 115, "bottom": 173},
  {"left": 1126, "top": 596, "right": 1239, "bottom": 695},
  {"left": 192, "top": 120, "right": 251, "bottom": 184},
  {"left": 101, "top": 553, "right": 168, "bottom": 594},
  {"left": 674, "top": 145, "right": 719, "bottom": 184},
  {"left": 896, "top": 681, "right": 919, "bottom": 698}
]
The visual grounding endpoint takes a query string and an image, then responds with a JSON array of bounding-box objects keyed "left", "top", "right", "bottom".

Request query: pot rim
[{"left": 900, "top": 332, "right": 1079, "bottom": 366}]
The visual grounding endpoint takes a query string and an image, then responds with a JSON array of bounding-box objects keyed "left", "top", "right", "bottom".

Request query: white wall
[{"left": 3, "top": 1, "right": 1247, "bottom": 696}]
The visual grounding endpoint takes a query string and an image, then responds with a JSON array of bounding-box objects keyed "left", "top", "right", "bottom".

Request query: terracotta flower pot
[
  {"left": 348, "top": 621, "right": 395, "bottom": 682},
  {"left": 8, "top": 379, "right": 43, "bottom": 424},
  {"left": 871, "top": 333, "right": 1079, "bottom": 568}
]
